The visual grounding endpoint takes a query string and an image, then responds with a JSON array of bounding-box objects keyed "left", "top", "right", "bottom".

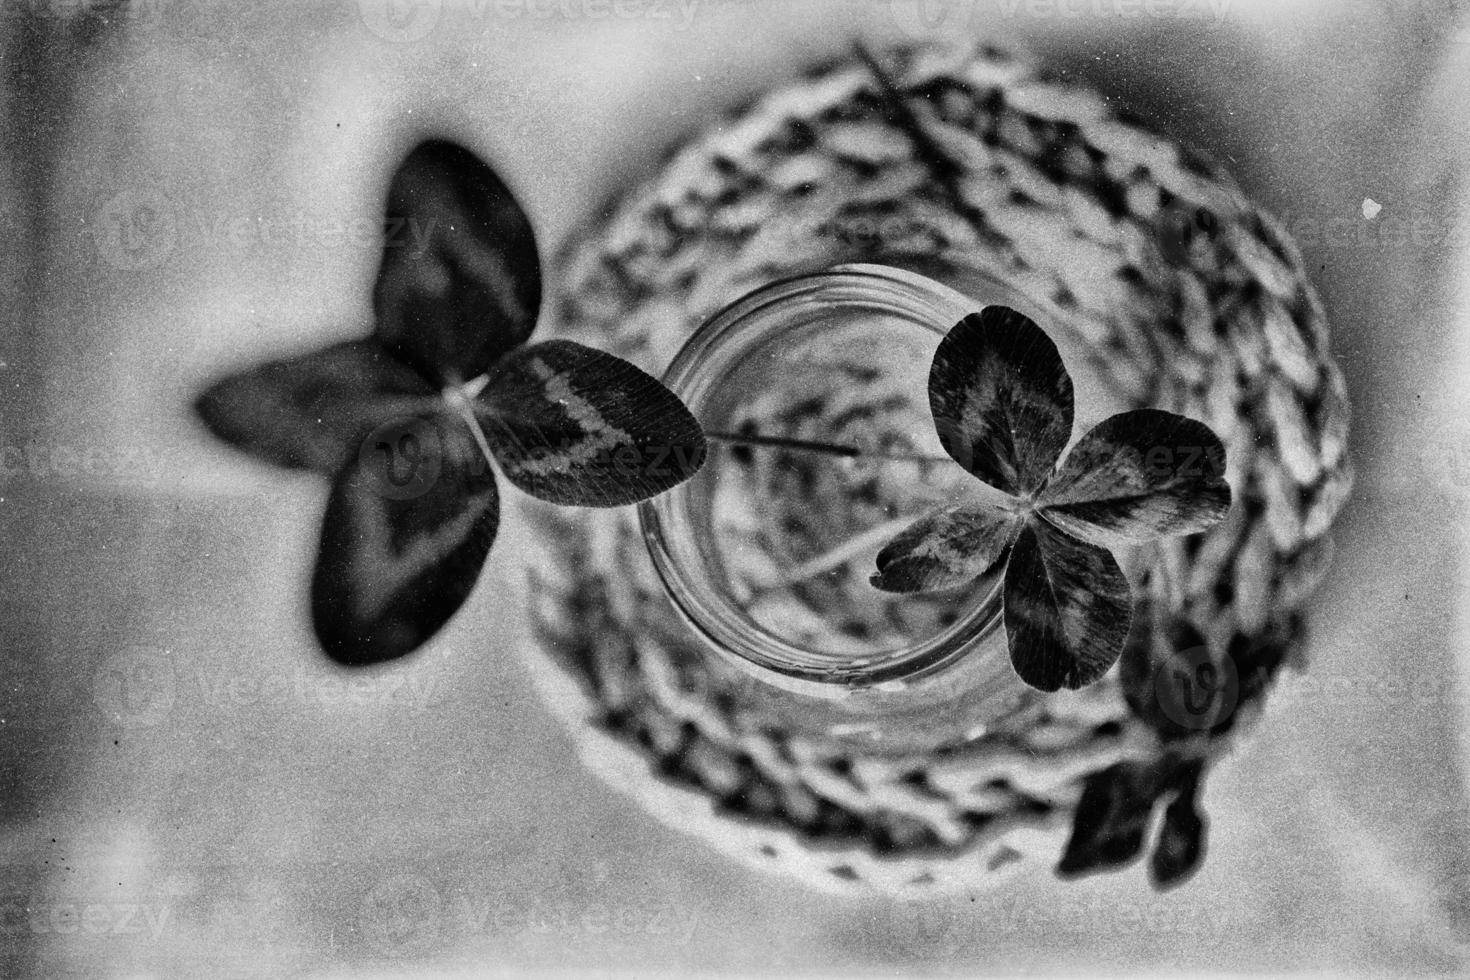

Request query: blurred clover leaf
[
  {"left": 871, "top": 307, "right": 1231, "bottom": 692},
  {"left": 196, "top": 138, "right": 705, "bottom": 666}
]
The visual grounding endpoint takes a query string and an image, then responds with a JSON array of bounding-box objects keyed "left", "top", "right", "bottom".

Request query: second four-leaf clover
[{"left": 871, "top": 306, "right": 1232, "bottom": 692}]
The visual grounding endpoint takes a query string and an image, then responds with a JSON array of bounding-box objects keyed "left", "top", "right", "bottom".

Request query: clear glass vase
[{"left": 639, "top": 263, "right": 1115, "bottom": 754}]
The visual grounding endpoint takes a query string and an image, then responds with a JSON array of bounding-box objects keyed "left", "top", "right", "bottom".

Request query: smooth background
[{"left": 1, "top": 0, "right": 1468, "bottom": 976}]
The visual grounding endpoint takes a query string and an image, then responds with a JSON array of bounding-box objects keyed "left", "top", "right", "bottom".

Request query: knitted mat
[{"left": 519, "top": 43, "right": 1353, "bottom": 895}]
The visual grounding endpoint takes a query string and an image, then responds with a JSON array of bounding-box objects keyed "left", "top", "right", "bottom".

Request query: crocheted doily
[{"left": 520, "top": 43, "right": 1352, "bottom": 895}]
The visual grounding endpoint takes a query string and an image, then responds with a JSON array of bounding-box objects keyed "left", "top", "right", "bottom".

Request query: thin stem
[
  {"left": 774, "top": 512, "right": 929, "bottom": 590},
  {"left": 444, "top": 380, "right": 495, "bottom": 467},
  {"left": 853, "top": 43, "right": 1006, "bottom": 252},
  {"left": 705, "top": 430, "right": 951, "bottom": 466},
  {"left": 853, "top": 43, "right": 965, "bottom": 186}
]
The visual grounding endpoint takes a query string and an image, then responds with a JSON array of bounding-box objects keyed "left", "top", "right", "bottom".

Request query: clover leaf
[
  {"left": 195, "top": 139, "right": 706, "bottom": 666},
  {"left": 871, "top": 307, "right": 1231, "bottom": 692}
]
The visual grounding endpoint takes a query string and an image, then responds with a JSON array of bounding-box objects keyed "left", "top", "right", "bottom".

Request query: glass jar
[{"left": 640, "top": 263, "right": 1117, "bottom": 754}]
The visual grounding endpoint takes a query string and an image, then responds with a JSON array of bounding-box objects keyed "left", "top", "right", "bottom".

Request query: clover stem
[
  {"left": 444, "top": 380, "right": 495, "bottom": 469},
  {"left": 762, "top": 512, "right": 932, "bottom": 594},
  {"left": 704, "top": 430, "right": 952, "bottom": 465},
  {"left": 708, "top": 430, "right": 1004, "bottom": 596}
]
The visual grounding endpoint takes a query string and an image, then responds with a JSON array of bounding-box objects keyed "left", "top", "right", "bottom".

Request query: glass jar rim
[{"left": 638, "top": 263, "right": 1022, "bottom": 698}]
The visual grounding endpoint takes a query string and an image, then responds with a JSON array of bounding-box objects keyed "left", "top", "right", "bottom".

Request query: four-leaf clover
[
  {"left": 871, "top": 307, "right": 1231, "bottom": 692},
  {"left": 195, "top": 139, "right": 705, "bottom": 666}
]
